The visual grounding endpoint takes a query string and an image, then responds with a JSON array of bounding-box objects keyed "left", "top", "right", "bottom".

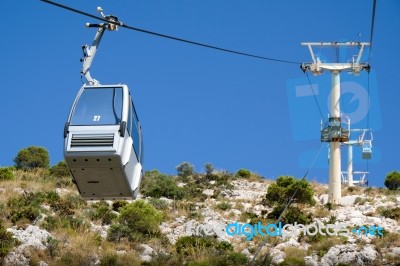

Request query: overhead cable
[{"left": 40, "top": 0, "right": 300, "bottom": 65}]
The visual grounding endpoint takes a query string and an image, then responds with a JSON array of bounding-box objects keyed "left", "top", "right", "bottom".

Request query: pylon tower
[{"left": 301, "top": 42, "right": 370, "bottom": 204}]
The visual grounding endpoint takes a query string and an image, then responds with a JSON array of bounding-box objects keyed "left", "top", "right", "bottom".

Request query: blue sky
[{"left": 1, "top": 1, "right": 399, "bottom": 187}]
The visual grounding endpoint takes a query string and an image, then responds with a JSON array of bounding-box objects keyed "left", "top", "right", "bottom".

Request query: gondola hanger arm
[{"left": 81, "top": 7, "right": 122, "bottom": 85}]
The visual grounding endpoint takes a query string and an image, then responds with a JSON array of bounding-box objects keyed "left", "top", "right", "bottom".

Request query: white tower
[{"left": 301, "top": 42, "right": 370, "bottom": 204}]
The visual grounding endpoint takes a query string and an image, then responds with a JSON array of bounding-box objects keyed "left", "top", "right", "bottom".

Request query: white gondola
[
  {"left": 362, "top": 140, "right": 372, "bottom": 160},
  {"left": 63, "top": 8, "right": 144, "bottom": 200}
]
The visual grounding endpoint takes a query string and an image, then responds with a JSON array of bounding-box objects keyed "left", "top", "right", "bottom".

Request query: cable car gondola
[{"left": 64, "top": 7, "right": 144, "bottom": 200}]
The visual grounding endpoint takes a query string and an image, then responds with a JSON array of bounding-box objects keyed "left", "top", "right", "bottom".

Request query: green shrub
[
  {"left": 107, "top": 223, "right": 131, "bottom": 242},
  {"left": 88, "top": 201, "right": 117, "bottom": 225},
  {"left": 217, "top": 252, "right": 248, "bottom": 265},
  {"left": 142, "top": 252, "right": 182, "bottom": 266},
  {"left": 108, "top": 200, "right": 163, "bottom": 242},
  {"left": 147, "top": 198, "right": 169, "bottom": 210},
  {"left": 112, "top": 200, "right": 128, "bottom": 212},
  {"left": 204, "top": 163, "right": 214, "bottom": 178},
  {"left": 50, "top": 161, "right": 70, "bottom": 177},
  {"left": 175, "top": 236, "right": 232, "bottom": 256},
  {"left": 176, "top": 162, "right": 195, "bottom": 178},
  {"left": 7, "top": 192, "right": 50, "bottom": 224},
  {"left": 50, "top": 195, "right": 86, "bottom": 215},
  {"left": 10, "top": 205, "right": 41, "bottom": 224},
  {"left": 14, "top": 146, "right": 50, "bottom": 170},
  {"left": 262, "top": 176, "right": 315, "bottom": 207},
  {"left": 0, "top": 168, "right": 14, "bottom": 181},
  {"left": 100, "top": 252, "right": 141, "bottom": 266},
  {"left": 45, "top": 191, "right": 61, "bottom": 204},
  {"left": 267, "top": 205, "right": 312, "bottom": 225},
  {"left": 307, "top": 236, "right": 346, "bottom": 257},
  {"left": 236, "top": 169, "right": 251, "bottom": 178},
  {"left": 384, "top": 171, "right": 400, "bottom": 190},
  {"left": 216, "top": 202, "right": 232, "bottom": 211},
  {"left": 141, "top": 172, "right": 184, "bottom": 199},
  {"left": 0, "top": 222, "right": 20, "bottom": 260}
]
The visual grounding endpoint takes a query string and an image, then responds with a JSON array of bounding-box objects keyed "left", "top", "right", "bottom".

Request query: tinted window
[
  {"left": 127, "top": 99, "right": 133, "bottom": 136},
  {"left": 70, "top": 87, "right": 123, "bottom": 125},
  {"left": 131, "top": 106, "right": 141, "bottom": 160}
]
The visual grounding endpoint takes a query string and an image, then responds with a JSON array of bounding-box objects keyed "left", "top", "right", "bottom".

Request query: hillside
[{"left": 1, "top": 165, "right": 400, "bottom": 266}]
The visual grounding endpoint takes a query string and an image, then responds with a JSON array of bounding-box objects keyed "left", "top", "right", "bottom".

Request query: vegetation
[
  {"left": 176, "top": 162, "right": 195, "bottom": 179},
  {"left": 3, "top": 148, "right": 400, "bottom": 265},
  {"left": 0, "top": 222, "right": 20, "bottom": 262},
  {"left": 0, "top": 167, "right": 14, "bottom": 181},
  {"left": 236, "top": 168, "right": 251, "bottom": 178},
  {"left": 141, "top": 170, "right": 185, "bottom": 200},
  {"left": 377, "top": 206, "right": 400, "bottom": 222},
  {"left": 108, "top": 200, "right": 163, "bottom": 242},
  {"left": 262, "top": 176, "right": 315, "bottom": 206},
  {"left": 261, "top": 176, "right": 315, "bottom": 225},
  {"left": 14, "top": 146, "right": 50, "bottom": 170},
  {"left": 204, "top": 163, "right": 214, "bottom": 177},
  {"left": 49, "top": 161, "right": 70, "bottom": 177},
  {"left": 384, "top": 171, "right": 400, "bottom": 190}
]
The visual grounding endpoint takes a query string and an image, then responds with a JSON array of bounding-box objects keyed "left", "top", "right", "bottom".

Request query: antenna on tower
[{"left": 301, "top": 42, "right": 370, "bottom": 204}]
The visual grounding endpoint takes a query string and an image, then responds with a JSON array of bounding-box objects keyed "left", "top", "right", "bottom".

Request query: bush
[
  {"left": 236, "top": 169, "right": 251, "bottom": 178},
  {"left": 14, "top": 146, "right": 50, "bottom": 170},
  {"left": 88, "top": 201, "right": 117, "bottom": 225},
  {"left": 384, "top": 171, "right": 400, "bottom": 190},
  {"left": 307, "top": 236, "right": 346, "bottom": 257},
  {"left": 50, "top": 161, "right": 70, "bottom": 177},
  {"left": 0, "top": 222, "right": 20, "bottom": 260},
  {"left": 377, "top": 207, "right": 400, "bottom": 221},
  {"left": 281, "top": 247, "right": 306, "bottom": 266},
  {"left": 147, "top": 198, "right": 169, "bottom": 210},
  {"left": 0, "top": 168, "right": 14, "bottom": 181},
  {"left": 176, "top": 162, "right": 195, "bottom": 178},
  {"left": 210, "top": 252, "right": 249, "bottom": 266},
  {"left": 112, "top": 200, "right": 128, "bottom": 212},
  {"left": 175, "top": 236, "right": 232, "bottom": 256},
  {"left": 204, "top": 163, "right": 214, "bottom": 177},
  {"left": 216, "top": 202, "right": 232, "bottom": 211},
  {"left": 141, "top": 172, "right": 184, "bottom": 200},
  {"left": 262, "top": 176, "right": 315, "bottom": 207},
  {"left": 267, "top": 205, "right": 312, "bottom": 225},
  {"left": 108, "top": 200, "right": 163, "bottom": 241},
  {"left": 7, "top": 192, "right": 49, "bottom": 224}
]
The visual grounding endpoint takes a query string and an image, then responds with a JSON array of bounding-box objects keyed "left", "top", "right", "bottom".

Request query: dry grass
[
  {"left": 371, "top": 232, "right": 400, "bottom": 251},
  {"left": 313, "top": 206, "right": 331, "bottom": 218},
  {"left": 342, "top": 186, "right": 363, "bottom": 196},
  {"left": 310, "top": 181, "right": 328, "bottom": 197}
]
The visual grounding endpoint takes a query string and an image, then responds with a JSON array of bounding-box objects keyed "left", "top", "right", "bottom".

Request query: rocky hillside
[{"left": 1, "top": 166, "right": 400, "bottom": 266}]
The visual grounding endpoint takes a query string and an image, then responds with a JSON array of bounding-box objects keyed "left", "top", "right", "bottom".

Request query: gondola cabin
[{"left": 64, "top": 84, "right": 144, "bottom": 200}]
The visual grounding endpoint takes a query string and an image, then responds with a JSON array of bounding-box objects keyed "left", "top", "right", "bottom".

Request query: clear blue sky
[{"left": 1, "top": 1, "right": 399, "bottom": 187}]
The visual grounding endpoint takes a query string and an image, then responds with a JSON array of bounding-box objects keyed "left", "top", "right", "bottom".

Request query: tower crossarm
[{"left": 300, "top": 42, "right": 371, "bottom": 75}]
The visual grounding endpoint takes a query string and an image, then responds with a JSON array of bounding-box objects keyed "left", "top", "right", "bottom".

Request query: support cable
[
  {"left": 366, "top": 0, "right": 376, "bottom": 184},
  {"left": 40, "top": 0, "right": 300, "bottom": 65},
  {"left": 250, "top": 143, "right": 325, "bottom": 265},
  {"left": 306, "top": 72, "right": 326, "bottom": 124}
]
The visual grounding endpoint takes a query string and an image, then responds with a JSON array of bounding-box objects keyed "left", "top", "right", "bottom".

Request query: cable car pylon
[
  {"left": 341, "top": 117, "right": 373, "bottom": 187},
  {"left": 301, "top": 42, "right": 370, "bottom": 204}
]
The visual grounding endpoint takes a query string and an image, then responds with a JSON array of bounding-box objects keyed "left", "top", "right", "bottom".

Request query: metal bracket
[{"left": 80, "top": 7, "right": 123, "bottom": 85}]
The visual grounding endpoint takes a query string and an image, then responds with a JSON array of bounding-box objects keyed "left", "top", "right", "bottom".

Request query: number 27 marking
[{"left": 93, "top": 115, "right": 101, "bottom": 121}]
